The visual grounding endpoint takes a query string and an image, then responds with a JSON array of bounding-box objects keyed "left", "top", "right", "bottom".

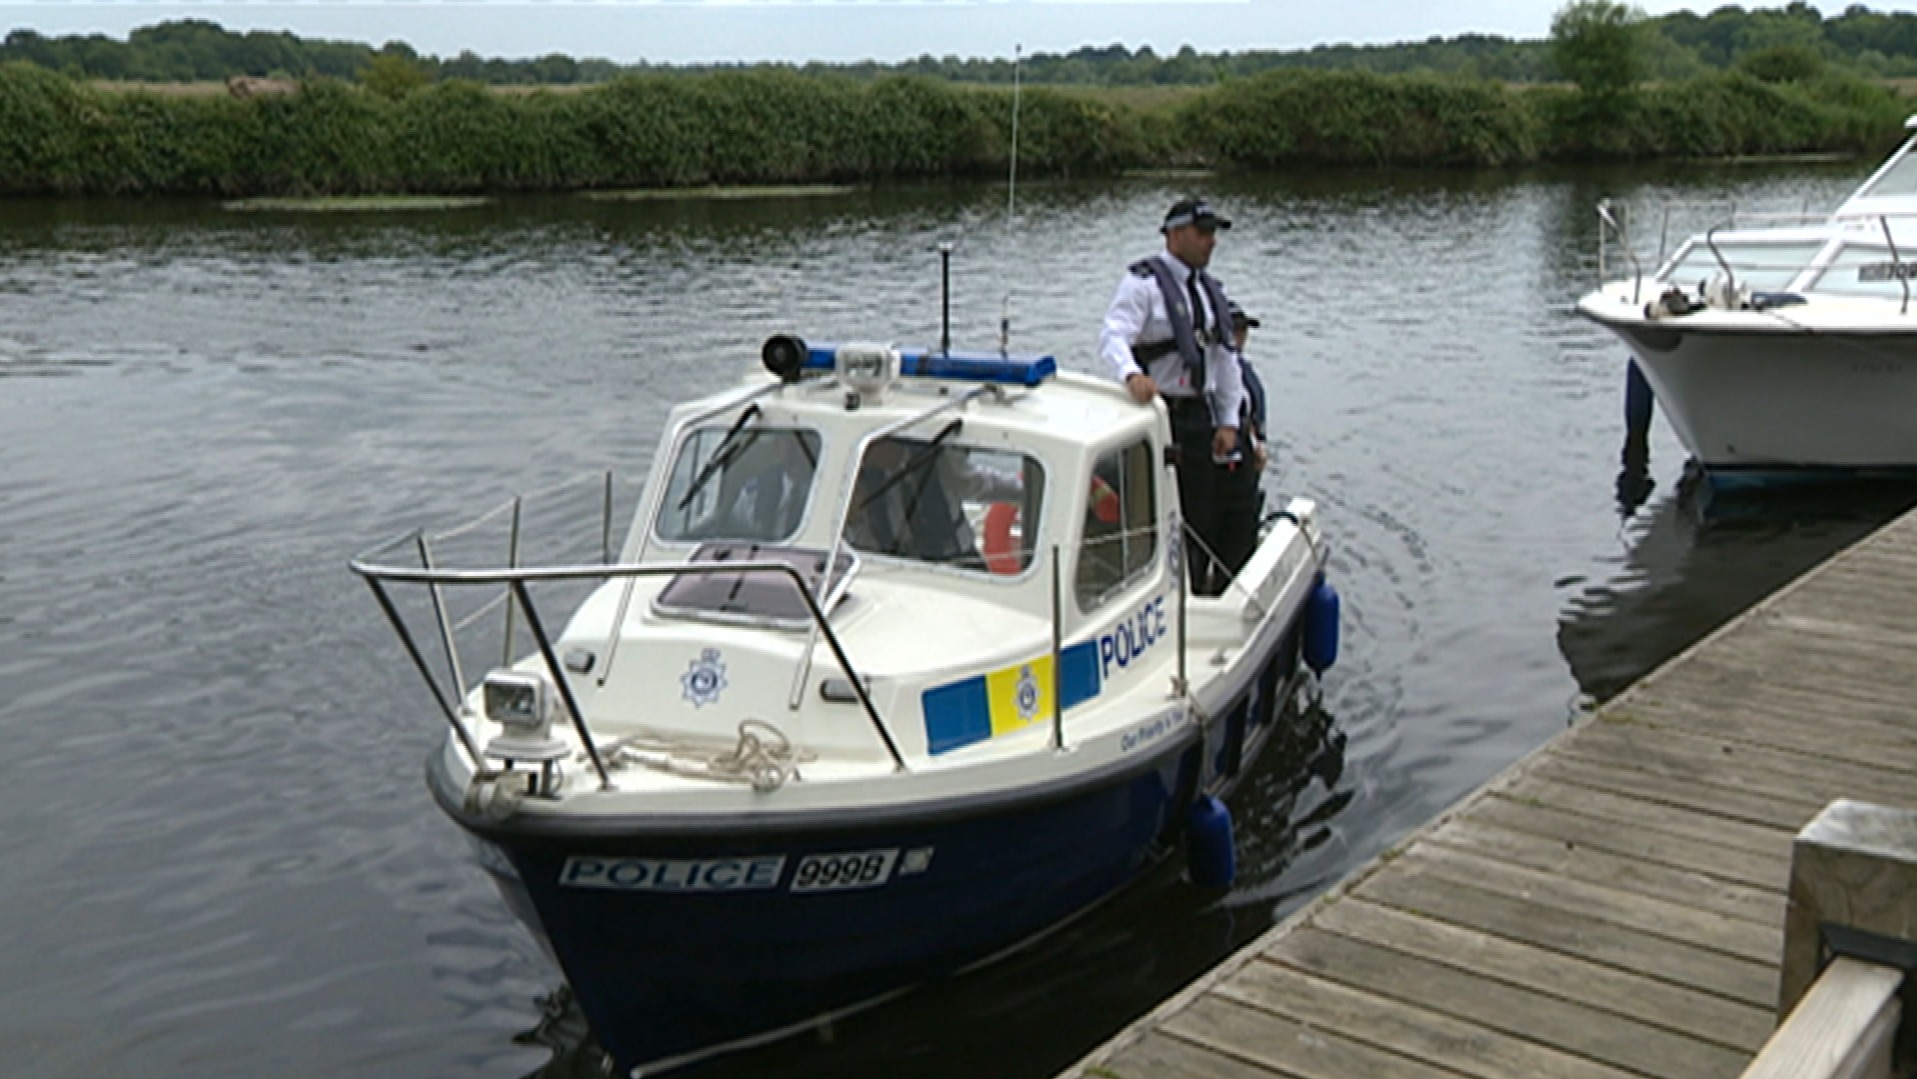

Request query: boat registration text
[
  {"left": 560, "top": 847, "right": 931, "bottom": 893},
  {"left": 561, "top": 855, "right": 787, "bottom": 892}
]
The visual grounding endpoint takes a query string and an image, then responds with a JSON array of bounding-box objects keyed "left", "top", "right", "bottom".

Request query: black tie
[{"left": 1186, "top": 272, "right": 1209, "bottom": 345}]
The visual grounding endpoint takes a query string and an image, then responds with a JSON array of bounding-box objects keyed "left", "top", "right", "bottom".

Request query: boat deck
[{"left": 1061, "top": 504, "right": 1917, "bottom": 1079}]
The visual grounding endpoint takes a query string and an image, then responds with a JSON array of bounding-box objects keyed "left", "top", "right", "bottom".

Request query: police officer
[
  {"left": 1211, "top": 302, "right": 1269, "bottom": 590},
  {"left": 1230, "top": 303, "right": 1268, "bottom": 474},
  {"left": 1098, "top": 197, "right": 1247, "bottom": 596}
]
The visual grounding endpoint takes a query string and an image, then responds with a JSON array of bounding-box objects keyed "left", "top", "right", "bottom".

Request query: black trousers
[
  {"left": 1212, "top": 454, "right": 1263, "bottom": 589},
  {"left": 1166, "top": 397, "right": 1255, "bottom": 597}
]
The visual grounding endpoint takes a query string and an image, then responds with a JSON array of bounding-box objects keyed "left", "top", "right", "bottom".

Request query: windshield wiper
[
  {"left": 676, "top": 405, "right": 763, "bottom": 511},
  {"left": 854, "top": 419, "right": 964, "bottom": 515}
]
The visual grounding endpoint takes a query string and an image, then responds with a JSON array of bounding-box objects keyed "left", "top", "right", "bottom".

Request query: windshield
[
  {"left": 1659, "top": 240, "right": 1824, "bottom": 291},
  {"left": 1807, "top": 241, "right": 1917, "bottom": 298},
  {"left": 656, "top": 426, "right": 822, "bottom": 544},
  {"left": 843, "top": 435, "right": 1045, "bottom": 574},
  {"left": 1855, "top": 142, "right": 1917, "bottom": 200}
]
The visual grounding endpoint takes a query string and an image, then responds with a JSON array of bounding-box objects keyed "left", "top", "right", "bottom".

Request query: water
[{"left": 2, "top": 164, "right": 1912, "bottom": 1079}]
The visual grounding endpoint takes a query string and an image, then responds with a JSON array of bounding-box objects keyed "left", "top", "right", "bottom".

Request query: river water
[{"left": 3, "top": 165, "right": 1913, "bottom": 1079}]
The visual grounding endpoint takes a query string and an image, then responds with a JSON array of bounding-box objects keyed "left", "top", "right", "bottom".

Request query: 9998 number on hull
[{"left": 791, "top": 848, "right": 900, "bottom": 893}]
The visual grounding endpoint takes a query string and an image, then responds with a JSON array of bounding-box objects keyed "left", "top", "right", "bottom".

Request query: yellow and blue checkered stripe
[{"left": 921, "top": 641, "right": 1101, "bottom": 755}]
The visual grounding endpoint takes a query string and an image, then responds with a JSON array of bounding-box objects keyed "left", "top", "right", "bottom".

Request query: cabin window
[
  {"left": 1660, "top": 240, "right": 1823, "bottom": 292},
  {"left": 1807, "top": 243, "right": 1917, "bottom": 298},
  {"left": 1075, "top": 440, "right": 1157, "bottom": 610},
  {"left": 655, "top": 426, "right": 822, "bottom": 545},
  {"left": 843, "top": 436, "right": 1045, "bottom": 574}
]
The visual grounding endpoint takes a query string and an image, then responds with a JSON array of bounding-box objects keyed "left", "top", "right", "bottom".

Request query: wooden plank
[
  {"left": 1524, "top": 754, "right": 1821, "bottom": 832},
  {"left": 1770, "top": 554, "right": 1916, "bottom": 584},
  {"left": 1215, "top": 958, "right": 1645, "bottom": 1079},
  {"left": 1398, "top": 843, "right": 1781, "bottom": 963},
  {"left": 1827, "top": 555, "right": 1917, "bottom": 600},
  {"left": 1607, "top": 691, "right": 1917, "bottom": 776},
  {"left": 1554, "top": 730, "right": 1847, "bottom": 813},
  {"left": 1551, "top": 730, "right": 1834, "bottom": 816},
  {"left": 1739, "top": 614, "right": 1917, "bottom": 663},
  {"left": 1762, "top": 580, "right": 1917, "bottom": 627},
  {"left": 1264, "top": 926, "right": 1752, "bottom": 1079},
  {"left": 1470, "top": 795, "right": 1785, "bottom": 891},
  {"left": 1565, "top": 721, "right": 1917, "bottom": 818},
  {"left": 1669, "top": 654, "right": 1917, "bottom": 717},
  {"left": 1607, "top": 690, "right": 1917, "bottom": 776},
  {"left": 1425, "top": 816, "right": 1785, "bottom": 926},
  {"left": 1310, "top": 897, "right": 1775, "bottom": 1051},
  {"left": 1660, "top": 653, "right": 1917, "bottom": 720},
  {"left": 1577, "top": 715, "right": 1917, "bottom": 793},
  {"left": 1099, "top": 1028, "right": 1292, "bottom": 1079},
  {"left": 1153, "top": 997, "right": 1462, "bottom": 1079},
  {"left": 1840, "top": 543, "right": 1917, "bottom": 570},
  {"left": 1698, "top": 642, "right": 1917, "bottom": 700},
  {"left": 1759, "top": 612, "right": 1917, "bottom": 653},
  {"left": 1626, "top": 671, "right": 1917, "bottom": 736},
  {"left": 1493, "top": 780, "right": 1794, "bottom": 860},
  {"left": 1741, "top": 959, "right": 1902, "bottom": 1079},
  {"left": 1357, "top": 864, "right": 1779, "bottom": 1007}
]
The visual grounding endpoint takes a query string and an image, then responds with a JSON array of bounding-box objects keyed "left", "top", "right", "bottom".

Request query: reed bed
[{"left": 0, "top": 61, "right": 1906, "bottom": 197}]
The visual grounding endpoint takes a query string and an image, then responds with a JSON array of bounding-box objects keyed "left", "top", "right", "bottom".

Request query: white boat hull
[{"left": 1580, "top": 293, "right": 1917, "bottom": 473}]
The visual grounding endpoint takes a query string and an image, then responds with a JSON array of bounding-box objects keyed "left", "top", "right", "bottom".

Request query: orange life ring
[
  {"left": 1089, "top": 475, "right": 1120, "bottom": 525},
  {"left": 982, "top": 502, "right": 1021, "bottom": 575}
]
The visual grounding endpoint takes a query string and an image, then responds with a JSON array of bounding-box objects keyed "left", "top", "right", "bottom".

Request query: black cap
[
  {"left": 1228, "top": 301, "right": 1260, "bottom": 329},
  {"left": 1161, "top": 198, "right": 1231, "bottom": 232}
]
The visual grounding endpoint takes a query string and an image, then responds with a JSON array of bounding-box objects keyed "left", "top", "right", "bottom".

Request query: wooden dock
[{"left": 1063, "top": 505, "right": 1917, "bottom": 1079}]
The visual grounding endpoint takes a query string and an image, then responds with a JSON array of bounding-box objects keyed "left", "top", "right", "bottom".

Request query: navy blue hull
[
  {"left": 1701, "top": 462, "right": 1917, "bottom": 491},
  {"left": 443, "top": 636, "right": 1301, "bottom": 1077}
]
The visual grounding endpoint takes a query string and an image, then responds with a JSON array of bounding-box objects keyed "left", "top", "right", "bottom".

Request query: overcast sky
[{"left": 6, "top": 1, "right": 1917, "bottom": 65}]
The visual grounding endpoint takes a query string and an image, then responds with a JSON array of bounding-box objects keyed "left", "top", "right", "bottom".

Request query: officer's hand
[
  {"left": 1253, "top": 442, "right": 1269, "bottom": 472},
  {"left": 1125, "top": 372, "right": 1156, "bottom": 404},
  {"left": 1212, "top": 427, "right": 1237, "bottom": 458}
]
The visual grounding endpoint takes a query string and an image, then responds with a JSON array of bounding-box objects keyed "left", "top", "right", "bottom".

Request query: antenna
[
  {"left": 1007, "top": 44, "right": 1022, "bottom": 224},
  {"left": 939, "top": 242, "right": 953, "bottom": 356},
  {"left": 1002, "top": 43, "right": 1022, "bottom": 356}
]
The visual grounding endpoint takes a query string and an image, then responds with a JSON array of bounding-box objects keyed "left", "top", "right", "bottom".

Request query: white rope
[{"left": 609, "top": 719, "right": 804, "bottom": 792}]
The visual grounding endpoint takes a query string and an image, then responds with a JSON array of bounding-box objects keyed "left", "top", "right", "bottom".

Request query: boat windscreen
[
  {"left": 1856, "top": 147, "right": 1917, "bottom": 200},
  {"left": 1660, "top": 240, "right": 1824, "bottom": 291},
  {"left": 656, "top": 426, "right": 822, "bottom": 545},
  {"left": 843, "top": 436, "right": 1046, "bottom": 574},
  {"left": 1807, "top": 242, "right": 1917, "bottom": 297}
]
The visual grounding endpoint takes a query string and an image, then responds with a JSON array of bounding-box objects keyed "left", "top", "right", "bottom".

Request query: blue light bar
[{"left": 800, "top": 344, "right": 1056, "bottom": 387}]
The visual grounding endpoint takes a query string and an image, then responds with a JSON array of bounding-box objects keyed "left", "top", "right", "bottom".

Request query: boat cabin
[
  {"left": 538, "top": 338, "right": 1193, "bottom": 765},
  {"left": 630, "top": 339, "right": 1169, "bottom": 625},
  {"left": 1648, "top": 115, "right": 1917, "bottom": 305}
]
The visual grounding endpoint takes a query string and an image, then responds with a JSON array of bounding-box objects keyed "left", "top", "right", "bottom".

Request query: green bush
[
  {"left": 1737, "top": 44, "right": 1827, "bottom": 84},
  {"left": 1183, "top": 70, "right": 1537, "bottom": 167},
  {"left": 0, "top": 62, "right": 1905, "bottom": 196},
  {"left": 1539, "top": 68, "right": 1905, "bottom": 159}
]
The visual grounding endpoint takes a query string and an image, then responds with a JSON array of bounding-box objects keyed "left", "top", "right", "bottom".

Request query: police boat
[{"left": 351, "top": 335, "right": 1338, "bottom": 1077}]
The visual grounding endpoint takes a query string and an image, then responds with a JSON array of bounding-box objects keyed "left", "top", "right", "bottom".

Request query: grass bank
[{"left": 0, "top": 62, "right": 1907, "bottom": 197}]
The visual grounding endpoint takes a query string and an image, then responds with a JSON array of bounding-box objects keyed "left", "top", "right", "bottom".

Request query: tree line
[{"left": 11, "top": 4, "right": 1917, "bottom": 87}]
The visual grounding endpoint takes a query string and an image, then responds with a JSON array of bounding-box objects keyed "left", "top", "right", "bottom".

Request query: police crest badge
[{"left": 680, "top": 648, "right": 729, "bottom": 708}]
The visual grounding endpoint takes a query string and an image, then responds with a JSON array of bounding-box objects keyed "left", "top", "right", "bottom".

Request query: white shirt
[{"left": 1098, "top": 251, "right": 1246, "bottom": 427}]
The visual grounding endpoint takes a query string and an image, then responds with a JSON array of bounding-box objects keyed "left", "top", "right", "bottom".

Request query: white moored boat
[
  {"left": 1577, "top": 116, "right": 1917, "bottom": 480},
  {"left": 352, "top": 334, "right": 1338, "bottom": 1077}
]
